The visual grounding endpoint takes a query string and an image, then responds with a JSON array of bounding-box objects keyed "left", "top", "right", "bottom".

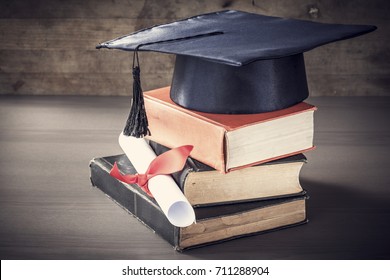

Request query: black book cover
[{"left": 89, "top": 154, "right": 308, "bottom": 250}]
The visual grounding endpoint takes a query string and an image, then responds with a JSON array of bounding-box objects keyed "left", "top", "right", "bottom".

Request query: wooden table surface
[{"left": 0, "top": 95, "right": 389, "bottom": 260}]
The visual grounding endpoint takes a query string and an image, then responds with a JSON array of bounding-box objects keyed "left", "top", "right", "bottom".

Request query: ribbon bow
[{"left": 109, "top": 145, "right": 193, "bottom": 197}]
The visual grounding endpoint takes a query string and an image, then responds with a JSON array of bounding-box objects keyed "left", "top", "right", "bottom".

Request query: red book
[{"left": 144, "top": 87, "right": 316, "bottom": 173}]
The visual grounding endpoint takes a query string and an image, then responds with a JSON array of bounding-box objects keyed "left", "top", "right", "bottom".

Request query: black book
[{"left": 89, "top": 154, "right": 308, "bottom": 251}]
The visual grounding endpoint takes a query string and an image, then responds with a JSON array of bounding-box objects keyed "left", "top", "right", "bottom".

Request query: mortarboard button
[{"left": 97, "top": 10, "right": 376, "bottom": 136}]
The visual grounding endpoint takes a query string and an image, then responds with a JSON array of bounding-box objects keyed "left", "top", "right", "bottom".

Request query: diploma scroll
[{"left": 118, "top": 133, "right": 196, "bottom": 227}]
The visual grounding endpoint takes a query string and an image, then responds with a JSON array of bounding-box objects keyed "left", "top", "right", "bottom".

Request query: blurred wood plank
[
  {"left": 0, "top": 19, "right": 165, "bottom": 50},
  {"left": 0, "top": 0, "right": 389, "bottom": 96},
  {"left": 1, "top": 0, "right": 387, "bottom": 21},
  {"left": 0, "top": 50, "right": 174, "bottom": 74},
  {"left": 0, "top": 72, "right": 172, "bottom": 95}
]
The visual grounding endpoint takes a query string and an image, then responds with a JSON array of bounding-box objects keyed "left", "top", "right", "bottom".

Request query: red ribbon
[{"left": 109, "top": 145, "right": 193, "bottom": 197}]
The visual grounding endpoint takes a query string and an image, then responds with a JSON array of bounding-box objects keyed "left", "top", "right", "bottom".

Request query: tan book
[{"left": 150, "top": 141, "right": 306, "bottom": 207}]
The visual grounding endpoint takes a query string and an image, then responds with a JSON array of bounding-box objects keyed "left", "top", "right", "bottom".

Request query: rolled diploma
[{"left": 118, "top": 133, "right": 196, "bottom": 227}]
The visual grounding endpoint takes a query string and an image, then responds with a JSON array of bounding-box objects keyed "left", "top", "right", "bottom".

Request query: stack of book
[
  {"left": 90, "top": 9, "right": 377, "bottom": 250},
  {"left": 90, "top": 86, "right": 316, "bottom": 251}
]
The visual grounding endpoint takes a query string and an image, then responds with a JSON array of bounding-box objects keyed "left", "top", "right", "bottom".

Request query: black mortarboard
[{"left": 97, "top": 10, "right": 376, "bottom": 137}]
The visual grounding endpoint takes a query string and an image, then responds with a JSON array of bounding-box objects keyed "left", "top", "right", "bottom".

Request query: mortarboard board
[{"left": 96, "top": 10, "right": 376, "bottom": 137}]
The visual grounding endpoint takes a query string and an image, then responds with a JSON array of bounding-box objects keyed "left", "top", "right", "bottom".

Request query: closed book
[
  {"left": 89, "top": 154, "right": 308, "bottom": 251},
  {"left": 149, "top": 140, "right": 307, "bottom": 207},
  {"left": 144, "top": 87, "right": 316, "bottom": 173}
]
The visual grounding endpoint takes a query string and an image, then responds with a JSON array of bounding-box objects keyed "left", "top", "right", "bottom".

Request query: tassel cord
[{"left": 123, "top": 48, "right": 150, "bottom": 137}]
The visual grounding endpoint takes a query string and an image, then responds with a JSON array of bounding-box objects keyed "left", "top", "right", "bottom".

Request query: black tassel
[{"left": 123, "top": 50, "right": 150, "bottom": 138}]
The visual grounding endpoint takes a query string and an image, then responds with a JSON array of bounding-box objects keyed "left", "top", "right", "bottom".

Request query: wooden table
[{"left": 0, "top": 95, "right": 389, "bottom": 259}]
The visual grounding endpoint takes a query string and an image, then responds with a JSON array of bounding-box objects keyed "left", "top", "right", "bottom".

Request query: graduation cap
[{"left": 97, "top": 10, "right": 376, "bottom": 138}]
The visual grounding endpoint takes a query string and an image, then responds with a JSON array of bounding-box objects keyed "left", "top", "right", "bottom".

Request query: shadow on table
[{"left": 180, "top": 178, "right": 390, "bottom": 260}]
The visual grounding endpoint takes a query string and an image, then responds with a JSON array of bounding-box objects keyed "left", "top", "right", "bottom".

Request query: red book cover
[{"left": 144, "top": 87, "right": 316, "bottom": 173}]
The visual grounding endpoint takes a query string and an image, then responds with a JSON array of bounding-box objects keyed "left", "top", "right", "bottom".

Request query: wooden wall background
[{"left": 0, "top": 0, "right": 388, "bottom": 96}]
